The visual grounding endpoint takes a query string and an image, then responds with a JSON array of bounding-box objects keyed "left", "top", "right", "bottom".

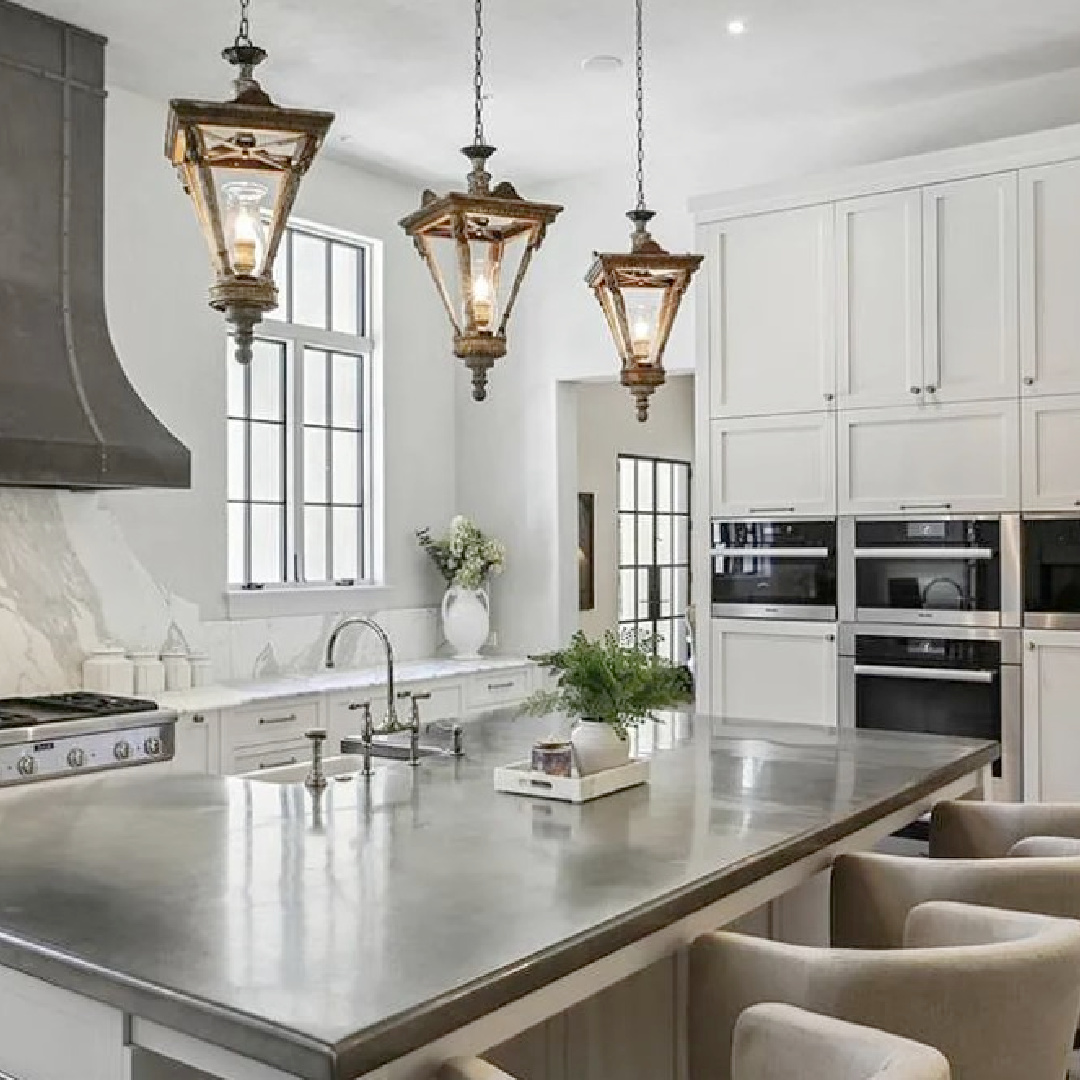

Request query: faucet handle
[{"left": 304, "top": 728, "right": 327, "bottom": 743}]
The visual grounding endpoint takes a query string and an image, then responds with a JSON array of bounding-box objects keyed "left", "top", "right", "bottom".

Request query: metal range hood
[{"left": 0, "top": 1, "right": 190, "bottom": 490}]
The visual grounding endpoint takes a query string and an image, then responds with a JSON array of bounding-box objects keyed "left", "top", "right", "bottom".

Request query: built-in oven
[
  {"left": 710, "top": 519, "right": 837, "bottom": 621},
  {"left": 839, "top": 623, "right": 1021, "bottom": 801},
  {"left": 839, "top": 516, "right": 1020, "bottom": 627},
  {"left": 1023, "top": 515, "right": 1080, "bottom": 630}
]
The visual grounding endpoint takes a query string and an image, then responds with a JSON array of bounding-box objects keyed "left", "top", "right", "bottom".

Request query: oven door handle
[
  {"left": 853, "top": 663, "right": 995, "bottom": 684},
  {"left": 711, "top": 546, "right": 832, "bottom": 559},
  {"left": 853, "top": 547, "right": 995, "bottom": 560}
]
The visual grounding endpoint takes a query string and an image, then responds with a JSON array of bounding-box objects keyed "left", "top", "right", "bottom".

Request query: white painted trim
[
  {"left": 132, "top": 1019, "right": 306, "bottom": 1080},
  {"left": 690, "top": 121, "right": 1080, "bottom": 224},
  {"left": 225, "top": 583, "right": 393, "bottom": 620}
]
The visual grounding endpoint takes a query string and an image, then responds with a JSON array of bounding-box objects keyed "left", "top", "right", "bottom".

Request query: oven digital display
[
  {"left": 906, "top": 639, "right": 947, "bottom": 658},
  {"left": 906, "top": 521, "right": 947, "bottom": 540}
]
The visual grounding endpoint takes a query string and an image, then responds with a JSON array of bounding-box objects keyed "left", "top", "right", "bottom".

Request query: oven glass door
[
  {"left": 854, "top": 519, "right": 1001, "bottom": 618},
  {"left": 1023, "top": 518, "right": 1080, "bottom": 616},
  {"left": 853, "top": 634, "right": 1001, "bottom": 775},
  {"left": 711, "top": 520, "right": 836, "bottom": 616}
]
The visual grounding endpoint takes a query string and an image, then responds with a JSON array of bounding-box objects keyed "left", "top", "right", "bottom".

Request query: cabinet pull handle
[
  {"left": 910, "top": 386, "right": 922, "bottom": 395},
  {"left": 257, "top": 757, "right": 299, "bottom": 770},
  {"left": 397, "top": 690, "right": 413, "bottom": 699},
  {"left": 191, "top": 715, "right": 205, "bottom": 725},
  {"left": 488, "top": 681, "right": 515, "bottom": 691},
  {"left": 748, "top": 506, "right": 796, "bottom": 514},
  {"left": 259, "top": 714, "right": 297, "bottom": 725},
  {"left": 898, "top": 502, "right": 952, "bottom": 511}
]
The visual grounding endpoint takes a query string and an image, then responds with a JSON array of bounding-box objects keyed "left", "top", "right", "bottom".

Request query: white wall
[
  {"left": 457, "top": 66, "right": 1080, "bottom": 657},
  {"left": 577, "top": 376, "right": 694, "bottom": 639}
]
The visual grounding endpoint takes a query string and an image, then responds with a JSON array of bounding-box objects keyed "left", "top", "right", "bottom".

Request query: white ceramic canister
[
  {"left": 82, "top": 645, "right": 135, "bottom": 696},
  {"left": 188, "top": 651, "right": 213, "bottom": 688},
  {"left": 131, "top": 651, "right": 166, "bottom": 696},
  {"left": 161, "top": 649, "right": 192, "bottom": 692}
]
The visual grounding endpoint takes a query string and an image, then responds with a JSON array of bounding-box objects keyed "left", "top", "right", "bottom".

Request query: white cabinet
[
  {"left": 708, "top": 205, "right": 835, "bottom": 418},
  {"left": 221, "top": 697, "right": 321, "bottom": 775},
  {"left": 1021, "top": 394, "right": 1080, "bottom": 510},
  {"left": 169, "top": 711, "right": 220, "bottom": 775},
  {"left": 709, "top": 413, "right": 836, "bottom": 518},
  {"left": 464, "top": 667, "right": 533, "bottom": 712},
  {"left": 838, "top": 399, "right": 1020, "bottom": 515},
  {"left": 1020, "top": 160, "right": 1080, "bottom": 398},
  {"left": 922, "top": 173, "right": 1019, "bottom": 404},
  {"left": 836, "top": 190, "right": 924, "bottom": 410},
  {"left": 1023, "top": 631, "right": 1080, "bottom": 801},
  {"left": 710, "top": 619, "right": 838, "bottom": 726}
]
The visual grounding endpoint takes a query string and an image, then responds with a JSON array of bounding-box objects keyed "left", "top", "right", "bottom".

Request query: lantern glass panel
[{"left": 621, "top": 285, "right": 665, "bottom": 365}]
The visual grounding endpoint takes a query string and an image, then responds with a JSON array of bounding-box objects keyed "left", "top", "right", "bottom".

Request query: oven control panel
[{"left": 0, "top": 722, "right": 175, "bottom": 787}]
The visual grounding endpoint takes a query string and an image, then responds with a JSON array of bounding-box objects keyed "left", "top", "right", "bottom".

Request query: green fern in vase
[{"left": 524, "top": 629, "right": 693, "bottom": 739}]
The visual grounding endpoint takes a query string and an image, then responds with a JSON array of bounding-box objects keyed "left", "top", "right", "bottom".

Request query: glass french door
[{"left": 617, "top": 455, "right": 692, "bottom": 663}]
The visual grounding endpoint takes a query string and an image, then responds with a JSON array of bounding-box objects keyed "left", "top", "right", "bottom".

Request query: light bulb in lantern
[
  {"left": 223, "top": 181, "right": 269, "bottom": 278},
  {"left": 467, "top": 269, "right": 495, "bottom": 332},
  {"left": 629, "top": 305, "right": 654, "bottom": 362}
]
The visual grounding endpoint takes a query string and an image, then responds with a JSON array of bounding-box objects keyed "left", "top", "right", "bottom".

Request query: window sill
[{"left": 226, "top": 583, "right": 393, "bottom": 621}]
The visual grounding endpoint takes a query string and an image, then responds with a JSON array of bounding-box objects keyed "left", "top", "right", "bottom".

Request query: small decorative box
[{"left": 493, "top": 758, "right": 649, "bottom": 804}]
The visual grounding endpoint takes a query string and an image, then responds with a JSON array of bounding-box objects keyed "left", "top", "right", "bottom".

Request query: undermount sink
[{"left": 243, "top": 754, "right": 375, "bottom": 785}]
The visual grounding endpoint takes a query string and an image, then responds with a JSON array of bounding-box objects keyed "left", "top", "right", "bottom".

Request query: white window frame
[{"left": 226, "top": 218, "right": 386, "bottom": 619}]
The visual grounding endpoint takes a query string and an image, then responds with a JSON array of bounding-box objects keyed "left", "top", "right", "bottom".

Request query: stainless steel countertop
[{"left": 0, "top": 713, "right": 996, "bottom": 1080}]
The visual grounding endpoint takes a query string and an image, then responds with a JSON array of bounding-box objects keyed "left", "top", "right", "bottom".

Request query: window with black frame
[
  {"left": 227, "top": 221, "right": 375, "bottom": 589},
  {"left": 616, "top": 455, "right": 691, "bottom": 663}
]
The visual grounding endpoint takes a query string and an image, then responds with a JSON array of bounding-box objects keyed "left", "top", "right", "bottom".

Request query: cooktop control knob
[
  {"left": 67, "top": 748, "right": 86, "bottom": 769},
  {"left": 113, "top": 740, "right": 131, "bottom": 761},
  {"left": 143, "top": 736, "right": 162, "bottom": 757},
  {"left": 16, "top": 755, "right": 35, "bottom": 777}
]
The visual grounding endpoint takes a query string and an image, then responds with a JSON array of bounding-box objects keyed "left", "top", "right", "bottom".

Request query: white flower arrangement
[{"left": 417, "top": 516, "right": 506, "bottom": 590}]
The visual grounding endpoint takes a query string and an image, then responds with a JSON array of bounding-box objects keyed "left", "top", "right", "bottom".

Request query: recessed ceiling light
[
  {"left": 727, "top": 18, "right": 747, "bottom": 35},
  {"left": 582, "top": 54, "right": 624, "bottom": 74}
]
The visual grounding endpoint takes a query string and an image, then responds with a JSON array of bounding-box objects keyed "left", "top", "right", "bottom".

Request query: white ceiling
[{"left": 22, "top": 0, "right": 1080, "bottom": 187}]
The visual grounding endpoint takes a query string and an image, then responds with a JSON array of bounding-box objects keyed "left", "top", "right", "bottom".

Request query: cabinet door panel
[
  {"left": 1021, "top": 395, "right": 1080, "bottom": 511},
  {"left": 836, "top": 190, "right": 923, "bottom": 410},
  {"left": 709, "top": 206, "right": 835, "bottom": 418},
  {"left": 1020, "top": 160, "right": 1080, "bottom": 397},
  {"left": 710, "top": 619, "right": 838, "bottom": 726},
  {"left": 839, "top": 400, "right": 1020, "bottom": 515},
  {"left": 1023, "top": 632, "right": 1080, "bottom": 801},
  {"left": 923, "top": 173, "right": 1019, "bottom": 404},
  {"left": 710, "top": 413, "right": 836, "bottom": 518},
  {"left": 171, "top": 712, "right": 219, "bottom": 775}
]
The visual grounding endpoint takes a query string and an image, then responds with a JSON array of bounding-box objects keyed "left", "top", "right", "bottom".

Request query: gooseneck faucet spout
[{"left": 325, "top": 616, "right": 397, "bottom": 732}]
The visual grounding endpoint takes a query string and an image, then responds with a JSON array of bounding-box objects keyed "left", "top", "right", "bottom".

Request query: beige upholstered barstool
[
  {"left": 930, "top": 801, "right": 1080, "bottom": 859},
  {"left": 732, "top": 1003, "right": 950, "bottom": 1080},
  {"left": 689, "top": 901, "right": 1080, "bottom": 1080}
]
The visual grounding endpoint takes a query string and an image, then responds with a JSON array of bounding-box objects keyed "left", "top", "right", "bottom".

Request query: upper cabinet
[
  {"left": 1020, "top": 160, "right": 1080, "bottom": 398},
  {"left": 836, "top": 190, "right": 924, "bottom": 411},
  {"left": 708, "top": 205, "right": 835, "bottom": 419},
  {"left": 922, "top": 173, "right": 1019, "bottom": 405}
]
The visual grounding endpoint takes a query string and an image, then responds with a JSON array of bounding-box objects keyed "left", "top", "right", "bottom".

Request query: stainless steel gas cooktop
[{"left": 0, "top": 692, "right": 176, "bottom": 786}]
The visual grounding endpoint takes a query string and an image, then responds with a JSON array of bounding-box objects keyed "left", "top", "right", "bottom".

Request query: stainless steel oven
[
  {"left": 1023, "top": 514, "right": 1080, "bottom": 630},
  {"left": 710, "top": 519, "right": 837, "bottom": 621},
  {"left": 839, "top": 623, "right": 1021, "bottom": 800},
  {"left": 839, "top": 516, "right": 1020, "bottom": 627}
]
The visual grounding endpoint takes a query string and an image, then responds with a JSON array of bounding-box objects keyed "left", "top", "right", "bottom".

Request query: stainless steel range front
[{"left": 0, "top": 693, "right": 176, "bottom": 786}]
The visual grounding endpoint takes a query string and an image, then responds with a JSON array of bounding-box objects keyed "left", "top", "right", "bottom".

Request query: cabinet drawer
[
  {"left": 225, "top": 698, "right": 320, "bottom": 752},
  {"left": 229, "top": 742, "right": 309, "bottom": 775},
  {"left": 398, "top": 682, "right": 463, "bottom": 723},
  {"left": 465, "top": 669, "right": 531, "bottom": 711}
]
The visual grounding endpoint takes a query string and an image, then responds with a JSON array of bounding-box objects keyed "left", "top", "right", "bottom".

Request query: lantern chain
[
  {"left": 473, "top": 0, "right": 486, "bottom": 146},
  {"left": 234, "top": 0, "right": 254, "bottom": 48},
  {"left": 634, "top": 0, "right": 647, "bottom": 212}
]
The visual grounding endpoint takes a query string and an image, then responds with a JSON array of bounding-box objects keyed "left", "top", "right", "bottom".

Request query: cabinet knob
[
  {"left": 823, "top": 392, "right": 834, "bottom": 402},
  {"left": 925, "top": 385, "right": 937, "bottom": 394},
  {"left": 1024, "top": 376, "right": 1035, "bottom": 386},
  {"left": 910, "top": 386, "right": 922, "bottom": 395},
  {"left": 1029, "top": 641, "right": 1037, "bottom": 651}
]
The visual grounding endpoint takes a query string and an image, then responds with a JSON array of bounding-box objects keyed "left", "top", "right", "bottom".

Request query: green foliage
[
  {"left": 417, "top": 515, "right": 506, "bottom": 590},
  {"left": 524, "top": 629, "right": 693, "bottom": 737}
]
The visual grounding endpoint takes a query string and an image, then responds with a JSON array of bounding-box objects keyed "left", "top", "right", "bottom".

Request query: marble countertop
[
  {"left": 156, "top": 655, "right": 535, "bottom": 713},
  {"left": 0, "top": 714, "right": 996, "bottom": 1080}
]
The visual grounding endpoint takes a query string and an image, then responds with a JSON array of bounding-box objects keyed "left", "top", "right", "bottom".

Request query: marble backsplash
[{"left": 0, "top": 489, "right": 437, "bottom": 695}]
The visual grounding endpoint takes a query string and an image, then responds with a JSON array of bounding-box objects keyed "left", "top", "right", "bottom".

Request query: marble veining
[
  {"left": 0, "top": 714, "right": 996, "bottom": 1080},
  {"left": 0, "top": 489, "right": 440, "bottom": 695}
]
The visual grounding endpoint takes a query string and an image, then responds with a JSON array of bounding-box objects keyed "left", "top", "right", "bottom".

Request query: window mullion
[{"left": 287, "top": 340, "right": 303, "bottom": 583}]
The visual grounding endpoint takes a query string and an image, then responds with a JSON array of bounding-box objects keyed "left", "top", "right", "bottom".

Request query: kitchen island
[{"left": 0, "top": 713, "right": 995, "bottom": 1080}]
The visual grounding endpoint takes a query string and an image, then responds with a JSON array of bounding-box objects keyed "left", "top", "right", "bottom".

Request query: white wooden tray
[{"left": 494, "top": 758, "right": 649, "bottom": 803}]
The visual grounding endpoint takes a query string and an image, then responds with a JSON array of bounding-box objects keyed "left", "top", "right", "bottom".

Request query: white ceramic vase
[
  {"left": 441, "top": 586, "right": 490, "bottom": 659},
  {"left": 571, "top": 720, "right": 630, "bottom": 776}
]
